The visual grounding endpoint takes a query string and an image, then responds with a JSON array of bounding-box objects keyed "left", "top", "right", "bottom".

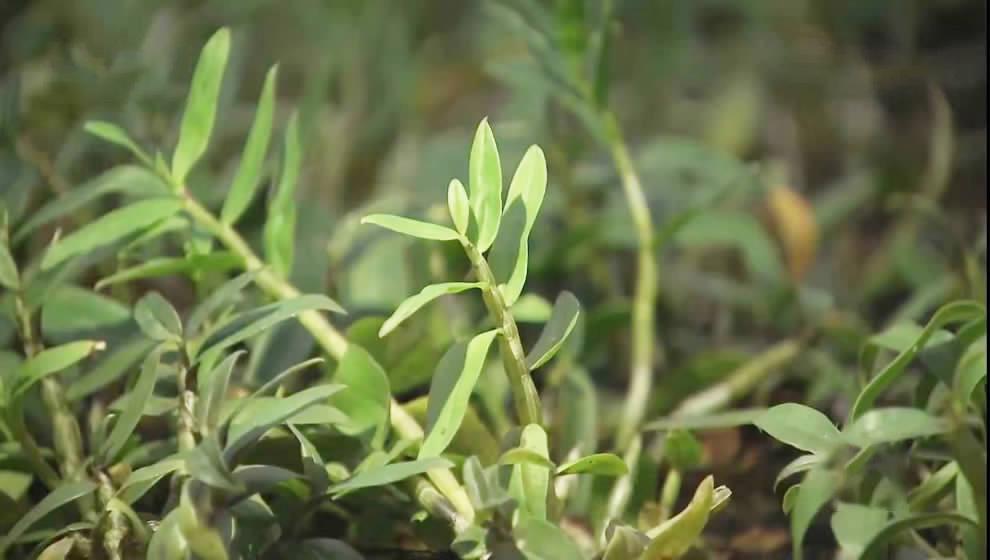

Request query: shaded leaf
[
  {"left": 186, "top": 270, "right": 259, "bottom": 336},
  {"left": 330, "top": 344, "right": 390, "bottom": 447},
  {"left": 499, "top": 447, "right": 556, "bottom": 470},
  {"left": 134, "top": 292, "right": 183, "bottom": 342},
  {"left": 41, "top": 198, "right": 183, "bottom": 270},
  {"left": 509, "top": 423, "right": 551, "bottom": 520},
  {"left": 100, "top": 344, "right": 166, "bottom": 465},
  {"left": 830, "top": 503, "right": 888, "bottom": 558},
  {"left": 642, "top": 476, "right": 715, "bottom": 559},
  {"left": 263, "top": 111, "right": 302, "bottom": 277},
  {"left": 514, "top": 515, "right": 585, "bottom": 560},
  {"left": 13, "top": 340, "right": 105, "bottom": 399},
  {"left": 198, "top": 351, "right": 243, "bottom": 435},
  {"left": 788, "top": 468, "right": 838, "bottom": 560},
  {"left": 0, "top": 242, "right": 18, "bottom": 289},
  {"left": 329, "top": 457, "right": 453, "bottom": 497},
  {"left": 525, "top": 291, "right": 581, "bottom": 370},
  {"left": 67, "top": 337, "right": 153, "bottom": 401},
  {"left": 0, "top": 481, "right": 97, "bottom": 554},
  {"left": 84, "top": 121, "right": 151, "bottom": 165},
  {"left": 222, "top": 64, "right": 279, "bottom": 225},
  {"left": 644, "top": 409, "right": 767, "bottom": 431},
  {"left": 225, "top": 384, "right": 344, "bottom": 459},
  {"left": 861, "top": 513, "right": 976, "bottom": 559},
  {"left": 96, "top": 253, "right": 243, "bottom": 290}
]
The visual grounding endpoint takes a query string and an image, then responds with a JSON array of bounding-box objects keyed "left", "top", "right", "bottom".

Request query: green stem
[
  {"left": 658, "top": 468, "right": 682, "bottom": 523},
  {"left": 179, "top": 192, "right": 474, "bottom": 526},
  {"left": 600, "top": 112, "right": 657, "bottom": 449},
  {"left": 461, "top": 239, "right": 542, "bottom": 426}
]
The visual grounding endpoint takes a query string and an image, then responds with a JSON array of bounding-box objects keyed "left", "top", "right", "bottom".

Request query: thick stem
[
  {"left": 179, "top": 192, "right": 474, "bottom": 525},
  {"left": 601, "top": 113, "right": 658, "bottom": 449},
  {"left": 461, "top": 240, "right": 542, "bottom": 426}
]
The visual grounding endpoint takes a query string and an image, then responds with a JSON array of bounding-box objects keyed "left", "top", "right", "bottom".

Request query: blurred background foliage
[{"left": 1, "top": 0, "right": 986, "bottom": 555}]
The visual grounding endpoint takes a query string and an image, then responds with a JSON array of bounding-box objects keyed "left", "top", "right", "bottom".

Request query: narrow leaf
[
  {"left": 508, "top": 423, "right": 551, "bottom": 520},
  {"left": 644, "top": 408, "right": 767, "bottom": 432},
  {"left": 419, "top": 329, "right": 499, "bottom": 459},
  {"left": 172, "top": 28, "right": 231, "bottom": 184},
  {"left": 860, "top": 513, "right": 976, "bottom": 559},
  {"left": 642, "top": 476, "right": 715, "bottom": 559},
  {"left": 361, "top": 214, "right": 460, "bottom": 241},
  {"left": 67, "top": 338, "right": 153, "bottom": 401},
  {"left": 329, "top": 457, "right": 453, "bottom": 497},
  {"left": 0, "top": 242, "right": 18, "bottom": 289},
  {"left": 468, "top": 118, "right": 503, "bottom": 252},
  {"left": 789, "top": 468, "right": 838, "bottom": 560},
  {"left": 555, "top": 453, "right": 627, "bottom": 477},
  {"left": 100, "top": 344, "right": 165, "bottom": 465},
  {"left": 95, "top": 253, "right": 243, "bottom": 290},
  {"left": 447, "top": 179, "right": 470, "bottom": 234},
  {"left": 499, "top": 447, "right": 556, "bottom": 470},
  {"left": 222, "top": 64, "right": 279, "bottom": 225},
  {"left": 186, "top": 270, "right": 259, "bottom": 336},
  {"left": 379, "top": 282, "right": 483, "bottom": 337},
  {"left": 330, "top": 344, "right": 390, "bottom": 448},
  {"left": 488, "top": 144, "right": 547, "bottom": 304},
  {"left": 525, "top": 291, "right": 581, "bottom": 370},
  {"left": 514, "top": 515, "right": 584, "bottom": 560},
  {"left": 263, "top": 111, "right": 302, "bottom": 277},
  {"left": 198, "top": 351, "right": 243, "bottom": 435},
  {"left": 40, "top": 198, "right": 183, "bottom": 270},
  {"left": 0, "top": 481, "right": 97, "bottom": 554},
  {"left": 14, "top": 340, "right": 105, "bottom": 399},
  {"left": 84, "top": 121, "right": 151, "bottom": 165},
  {"left": 225, "top": 384, "right": 344, "bottom": 459}
]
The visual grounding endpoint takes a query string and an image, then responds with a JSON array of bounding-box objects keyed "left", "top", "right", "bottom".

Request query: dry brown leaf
[{"left": 766, "top": 185, "right": 819, "bottom": 282}]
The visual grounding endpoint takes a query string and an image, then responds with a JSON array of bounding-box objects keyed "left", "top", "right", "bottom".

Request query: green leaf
[
  {"left": 40, "top": 198, "right": 183, "bottom": 270},
  {"left": 511, "top": 294, "right": 553, "bottom": 323},
  {"left": 95, "top": 253, "right": 243, "bottom": 290},
  {"left": 222, "top": 64, "right": 279, "bottom": 225},
  {"left": 602, "top": 524, "right": 648, "bottom": 560},
  {"left": 330, "top": 344, "right": 390, "bottom": 448},
  {"left": 754, "top": 404, "right": 843, "bottom": 455},
  {"left": 0, "top": 481, "right": 98, "bottom": 555},
  {"left": 41, "top": 285, "right": 130, "bottom": 341},
  {"left": 463, "top": 456, "right": 510, "bottom": 510},
  {"left": 509, "top": 423, "right": 551, "bottom": 520},
  {"left": 674, "top": 210, "right": 785, "bottom": 283},
  {"left": 860, "top": 513, "right": 976, "bottom": 559},
  {"left": 842, "top": 407, "right": 949, "bottom": 448},
  {"left": 36, "top": 536, "right": 74, "bottom": 560},
  {"left": 172, "top": 27, "right": 231, "bottom": 184},
  {"left": 13, "top": 340, "right": 105, "bottom": 400},
  {"left": 499, "top": 447, "right": 556, "bottom": 470},
  {"left": 222, "top": 357, "right": 325, "bottom": 425},
  {"left": 288, "top": 425, "right": 330, "bottom": 496},
  {"left": 13, "top": 165, "right": 169, "bottom": 243},
  {"left": 225, "top": 384, "right": 345, "bottom": 459},
  {"left": 514, "top": 515, "right": 585, "bottom": 560},
  {"left": 488, "top": 144, "right": 547, "bottom": 305},
  {"left": 379, "top": 282, "right": 483, "bottom": 337},
  {"left": 67, "top": 337, "right": 153, "bottom": 401},
  {"left": 644, "top": 408, "right": 767, "bottom": 431},
  {"left": 556, "top": 453, "right": 627, "bottom": 477},
  {"left": 955, "top": 335, "right": 987, "bottom": 404},
  {"left": 525, "top": 291, "right": 581, "bottom": 370},
  {"left": 0, "top": 242, "right": 18, "bottom": 289},
  {"left": 291, "top": 539, "right": 364, "bottom": 560},
  {"left": 907, "top": 461, "right": 957, "bottom": 511},
  {"left": 662, "top": 430, "right": 703, "bottom": 471},
  {"left": 187, "top": 438, "right": 242, "bottom": 492},
  {"left": 99, "top": 344, "right": 166, "bottom": 465},
  {"left": 361, "top": 214, "right": 460, "bottom": 241},
  {"left": 197, "top": 295, "right": 344, "bottom": 362},
  {"left": 468, "top": 118, "right": 503, "bottom": 252},
  {"left": 447, "top": 179, "right": 470, "bottom": 234},
  {"left": 134, "top": 292, "right": 183, "bottom": 342},
  {"left": 177, "top": 482, "right": 230, "bottom": 560},
  {"left": 419, "top": 329, "right": 499, "bottom": 459},
  {"left": 328, "top": 457, "right": 453, "bottom": 497},
  {"left": 641, "top": 475, "right": 715, "bottom": 559},
  {"left": 263, "top": 111, "right": 302, "bottom": 277},
  {"left": 84, "top": 121, "right": 151, "bottom": 166},
  {"left": 146, "top": 508, "right": 188, "bottom": 560},
  {"left": 829, "top": 503, "right": 889, "bottom": 558},
  {"left": 118, "top": 454, "right": 187, "bottom": 504},
  {"left": 851, "top": 300, "right": 985, "bottom": 420},
  {"left": 198, "top": 351, "right": 243, "bottom": 435},
  {"left": 186, "top": 270, "right": 259, "bottom": 336},
  {"left": 774, "top": 454, "right": 824, "bottom": 490},
  {"left": 788, "top": 468, "right": 838, "bottom": 560}
]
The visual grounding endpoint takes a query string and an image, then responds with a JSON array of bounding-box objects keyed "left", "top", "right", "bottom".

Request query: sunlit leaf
[
  {"left": 489, "top": 145, "right": 547, "bottom": 304},
  {"left": 447, "top": 178, "right": 470, "bottom": 235},
  {"left": 419, "top": 330, "right": 499, "bottom": 459},
  {"left": 172, "top": 27, "right": 231, "bottom": 184},
  {"left": 361, "top": 214, "right": 460, "bottom": 241},
  {"left": 84, "top": 121, "right": 151, "bottom": 166},
  {"left": 788, "top": 468, "right": 838, "bottom": 560},
  {"left": 379, "top": 282, "right": 483, "bottom": 337},
  {"left": 509, "top": 423, "right": 551, "bottom": 520},
  {"left": 514, "top": 515, "right": 585, "bottom": 560},
  {"left": 499, "top": 447, "right": 556, "bottom": 470},
  {"left": 754, "top": 404, "right": 843, "bottom": 455},
  {"left": 263, "top": 111, "right": 302, "bottom": 277},
  {"left": 329, "top": 457, "right": 453, "bottom": 497},
  {"left": 468, "top": 118, "right": 503, "bottom": 252},
  {"left": 641, "top": 476, "right": 715, "bottom": 559},
  {"left": 13, "top": 340, "right": 105, "bottom": 400},
  {"left": 842, "top": 407, "right": 949, "bottom": 448},
  {"left": 830, "top": 502, "right": 889, "bottom": 558},
  {"left": 556, "top": 453, "right": 627, "bottom": 477}
]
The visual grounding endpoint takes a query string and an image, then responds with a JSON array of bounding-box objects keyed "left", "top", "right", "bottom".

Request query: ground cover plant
[{"left": 0, "top": 1, "right": 986, "bottom": 559}]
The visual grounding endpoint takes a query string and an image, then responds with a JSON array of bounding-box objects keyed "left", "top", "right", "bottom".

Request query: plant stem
[
  {"left": 658, "top": 468, "right": 682, "bottom": 523},
  {"left": 600, "top": 112, "right": 658, "bottom": 449},
  {"left": 178, "top": 191, "right": 474, "bottom": 526},
  {"left": 461, "top": 239, "right": 542, "bottom": 426}
]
